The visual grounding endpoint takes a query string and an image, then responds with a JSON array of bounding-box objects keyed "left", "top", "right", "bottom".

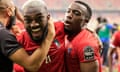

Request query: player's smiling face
[{"left": 23, "top": 6, "right": 49, "bottom": 43}]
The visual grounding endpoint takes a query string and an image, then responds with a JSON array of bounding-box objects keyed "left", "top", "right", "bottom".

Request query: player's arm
[
  {"left": 9, "top": 19, "right": 55, "bottom": 72},
  {"left": 11, "top": 25, "right": 22, "bottom": 36},
  {"left": 15, "top": 6, "right": 24, "bottom": 24},
  {"left": 9, "top": 39, "right": 52, "bottom": 72},
  {"left": 80, "top": 60, "right": 99, "bottom": 72},
  {"left": 108, "top": 47, "right": 116, "bottom": 72},
  {"left": 108, "top": 31, "right": 119, "bottom": 72},
  {"left": 78, "top": 38, "right": 100, "bottom": 72}
]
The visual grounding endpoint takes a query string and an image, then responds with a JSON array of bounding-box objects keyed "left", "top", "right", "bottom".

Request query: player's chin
[{"left": 65, "top": 25, "right": 72, "bottom": 31}]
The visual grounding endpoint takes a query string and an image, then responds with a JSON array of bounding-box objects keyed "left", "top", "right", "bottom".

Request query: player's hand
[
  {"left": 11, "top": 25, "right": 22, "bottom": 36},
  {"left": 47, "top": 17, "right": 55, "bottom": 41}
]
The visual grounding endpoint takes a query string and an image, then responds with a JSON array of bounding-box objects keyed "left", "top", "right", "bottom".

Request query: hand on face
[
  {"left": 11, "top": 25, "right": 22, "bottom": 36},
  {"left": 46, "top": 17, "right": 55, "bottom": 41}
]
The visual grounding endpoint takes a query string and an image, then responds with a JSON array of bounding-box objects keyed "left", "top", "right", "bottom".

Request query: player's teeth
[{"left": 32, "top": 28, "right": 41, "bottom": 32}]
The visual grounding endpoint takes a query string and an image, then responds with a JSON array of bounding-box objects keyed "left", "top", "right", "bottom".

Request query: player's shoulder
[
  {"left": 74, "top": 29, "right": 91, "bottom": 41},
  {"left": 16, "top": 31, "right": 28, "bottom": 39},
  {"left": 54, "top": 20, "right": 64, "bottom": 28},
  {"left": 114, "top": 31, "right": 120, "bottom": 36},
  {"left": 78, "top": 29, "right": 98, "bottom": 44},
  {"left": 54, "top": 20, "right": 64, "bottom": 34},
  {"left": 79, "top": 28, "right": 95, "bottom": 39},
  {"left": 111, "top": 31, "right": 120, "bottom": 39}
]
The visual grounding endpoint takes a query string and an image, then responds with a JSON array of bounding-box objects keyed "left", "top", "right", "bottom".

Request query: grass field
[{"left": 102, "top": 65, "right": 118, "bottom": 72}]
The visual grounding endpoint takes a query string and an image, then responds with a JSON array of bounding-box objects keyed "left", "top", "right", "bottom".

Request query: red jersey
[
  {"left": 38, "top": 21, "right": 65, "bottom": 72},
  {"left": 16, "top": 31, "right": 40, "bottom": 54},
  {"left": 65, "top": 29, "right": 101, "bottom": 72},
  {"left": 14, "top": 21, "right": 65, "bottom": 72},
  {"left": 112, "top": 31, "right": 120, "bottom": 47}
]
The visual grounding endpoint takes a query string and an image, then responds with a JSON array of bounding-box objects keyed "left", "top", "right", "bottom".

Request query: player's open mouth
[
  {"left": 65, "top": 20, "right": 72, "bottom": 25},
  {"left": 31, "top": 25, "right": 42, "bottom": 33}
]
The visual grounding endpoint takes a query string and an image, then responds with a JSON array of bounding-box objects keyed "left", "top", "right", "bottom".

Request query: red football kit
[
  {"left": 14, "top": 21, "right": 65, "bottom": 72},
  {"left": 65, "top": 29, "right": 101, "bottom": 72}
]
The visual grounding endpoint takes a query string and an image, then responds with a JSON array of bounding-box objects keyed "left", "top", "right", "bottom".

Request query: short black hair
[
  {"left": 102, "top": 18, "right": 107, "bottom": 23},
  {"left": 97, "top": 16, "right": 102, "bottom": 23},
  {"left": 74, "top": 0, "right": 92, "bottom": 21}
]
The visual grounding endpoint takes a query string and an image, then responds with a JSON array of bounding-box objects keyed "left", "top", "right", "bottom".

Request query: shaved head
[
  {"left": 0, "top": 0, "right": 14, "bottom": 8},
  {"left": 22, "top": 0, "right": 48, "bottom": 14},
  {"left": 0, "top": 0, "right": 15, "bottom": 14},
  {"left": 0, "top": 0, "right": 16, "bottom": 28}
]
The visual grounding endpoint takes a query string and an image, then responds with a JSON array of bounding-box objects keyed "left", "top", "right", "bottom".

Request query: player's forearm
[
  {"left": 108, "top": 48, "right": 114, "bottom": 72},
  {"left": 108, "top": 56, "right": 113, "bottom": 72},
  {"left": 15, "top": 7, "right": 24, "bottom": 23},
  {"left": 80, "top": 60, "right": 99, "bottom": 72},
  {"left": 24, "top": 36, "right": 54, "bottom": 71}
]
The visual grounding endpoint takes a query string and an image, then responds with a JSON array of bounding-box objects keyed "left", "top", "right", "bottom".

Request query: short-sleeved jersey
[
  {"left": 0, "top": 23, "right": 22, "bottom": 72},
  {"left": 65, "top": 29, "right": 101, "bottom": 72},
  {"left": 15, "top": 21, "right": 65, "bottom": 72}
]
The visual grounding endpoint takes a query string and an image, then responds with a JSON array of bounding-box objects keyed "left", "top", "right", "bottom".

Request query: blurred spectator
[
  {"left": 96, "top": 16, "right": 103, "bottom": 34},
  {"left": 112, "top": 23, "right": 118, "bottom": 34},
  {"left": 97, "top": 18, "right": 113, "bottom": 67}
]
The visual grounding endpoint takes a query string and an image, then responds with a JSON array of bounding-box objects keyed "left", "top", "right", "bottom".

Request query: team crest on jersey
[
  {"left": 84, "top": 46, "right": 94, "bottom": 60},
  {"left": 54, "top": 39, "right": 60, "bottom": 48}
]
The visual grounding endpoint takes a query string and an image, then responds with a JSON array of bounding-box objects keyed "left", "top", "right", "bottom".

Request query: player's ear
[
  {"left": 85, "top": 18, "right": 89, "bottom": 23},
  {"left": 47, "top": 14, "right": 50, "bottom": 20},
  {"left": 6, "top": 8, "right": 12, "bottom": 16}
]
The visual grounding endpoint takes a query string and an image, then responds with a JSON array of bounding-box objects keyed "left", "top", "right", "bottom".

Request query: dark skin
[
  {"left": 23, "top": 6, "right": 50, "bottom": 43},
  {"left": 64, "top": 2, "right": 99, "bottom": 72},
  {"left": 64, "top": 2, "right": 87, "bottom": 37},
  {"left": 108, "top": 47, "right": 116, "bottom": 72}
]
